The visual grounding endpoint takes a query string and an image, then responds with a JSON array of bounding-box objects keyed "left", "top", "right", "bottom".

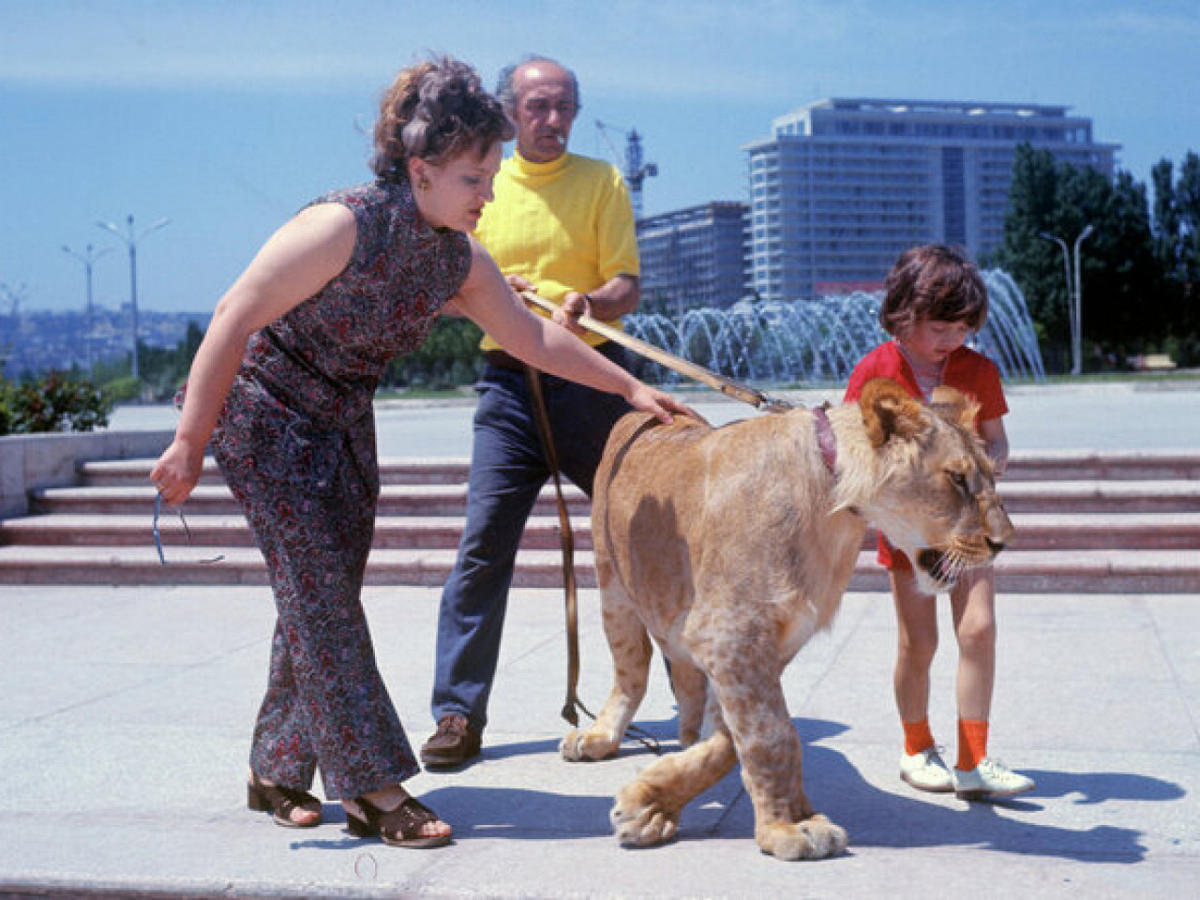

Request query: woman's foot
[
  {"left": 247, "top": 771, "right": 322, "bottom": 827},
  {"left": 343, "top": 786, "right": 452, "bottom": 848}
]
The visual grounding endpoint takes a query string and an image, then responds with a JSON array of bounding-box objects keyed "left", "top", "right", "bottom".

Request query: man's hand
[
  {"left": 504, "top": 273, "right": 535, "bottom": 294},
  {"left": 552, "top": 290, "right": 590, "bottom": 336}
]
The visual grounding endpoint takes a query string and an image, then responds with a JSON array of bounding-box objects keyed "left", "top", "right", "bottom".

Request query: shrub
[{"left": 0, "top": 372, "right": 113, "bottom": 434}]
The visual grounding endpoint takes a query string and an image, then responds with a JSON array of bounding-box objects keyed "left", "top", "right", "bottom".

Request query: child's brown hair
[{"left": 878, "top": 244, "right": 988, "bottom": 336}]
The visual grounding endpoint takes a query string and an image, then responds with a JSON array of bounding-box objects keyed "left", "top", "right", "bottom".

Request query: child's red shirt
[{"left": 844, "top": 340, "right": 1008, "bottom": 570}]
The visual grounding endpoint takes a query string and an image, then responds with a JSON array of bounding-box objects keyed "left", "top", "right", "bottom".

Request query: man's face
[{"left": 512, "top": 62, "right": 577, "bottom": 163}]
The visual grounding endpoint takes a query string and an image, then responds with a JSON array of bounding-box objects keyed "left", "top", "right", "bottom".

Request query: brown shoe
[{"left": 420, "top": 714, "right": 482, "bottom": 768}]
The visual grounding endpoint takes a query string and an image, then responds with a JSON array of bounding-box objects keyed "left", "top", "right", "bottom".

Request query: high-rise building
[
  {"left": 743, "top": 98, "right": 1119, "bottom": 300},
  {"left": 636, "top": 201, "right": 749, "bottom": 312}
]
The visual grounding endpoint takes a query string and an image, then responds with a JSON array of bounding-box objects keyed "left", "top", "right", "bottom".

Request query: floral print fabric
[{"left": 212, "top": 178, "right": 470, "bottom": 798}]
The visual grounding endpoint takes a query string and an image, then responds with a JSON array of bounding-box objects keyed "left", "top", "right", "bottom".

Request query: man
[{"left": 421, "top": 55, "right": 641, "bottom": 767}]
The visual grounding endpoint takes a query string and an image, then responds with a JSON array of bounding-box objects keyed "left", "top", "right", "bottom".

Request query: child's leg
[
  {"left": 891, "top": 568, "right": 954, "bottom": 791},
  {"left": 947, "top": 566, "right": 1035, "bottom": 799},
  {"left": 890, "top": 569, "right": 939, "bottom": 732},
  {"left": 950, "top": 566, "right": 996, "bottom": 769}
]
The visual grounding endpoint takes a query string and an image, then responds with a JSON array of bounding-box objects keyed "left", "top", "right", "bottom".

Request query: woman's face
[{"left": 411, "top": 141, "right": 502, "bottom": 232}]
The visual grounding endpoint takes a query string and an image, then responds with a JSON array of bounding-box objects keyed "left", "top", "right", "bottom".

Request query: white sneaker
[
  {"left": 954, "top": 757, "right": 1036, "bottom": 800},
  {"left": 899, "top": 746, "right": 953, "bottom": 792}
]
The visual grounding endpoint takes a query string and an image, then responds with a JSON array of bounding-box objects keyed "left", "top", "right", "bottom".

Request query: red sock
[
  {"left": 902, "top": 718, "right": 935, "bottom": 756},
  {"left": 957, "top": 718, "right": 989, "bottom": 771}
]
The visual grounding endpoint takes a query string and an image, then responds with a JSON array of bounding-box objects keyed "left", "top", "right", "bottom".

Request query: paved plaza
[{"left": 1, "top": 379, "right": 1196, "bottom": 898}]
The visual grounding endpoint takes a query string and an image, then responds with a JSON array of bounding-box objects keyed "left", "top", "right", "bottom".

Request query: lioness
[{"left": 560, "top": 377, "right": 1013, "bottom": 860}]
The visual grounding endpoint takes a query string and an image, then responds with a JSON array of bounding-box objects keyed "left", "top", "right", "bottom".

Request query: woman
[{"left": 150, "top": 56, "right": 688, "bottom": 849}]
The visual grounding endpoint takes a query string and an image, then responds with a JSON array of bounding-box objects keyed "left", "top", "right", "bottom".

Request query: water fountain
[{"left": 625, "top": 269, "right": 1044, "bottom": 387}]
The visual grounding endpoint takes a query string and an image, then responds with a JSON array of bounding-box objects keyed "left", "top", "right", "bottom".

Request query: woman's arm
[
  {"left": 453, "top": 238, "right": 690, "bottom": 423},
  {"left": 150, "top": 203, "right": 357, "bottom": 504}
]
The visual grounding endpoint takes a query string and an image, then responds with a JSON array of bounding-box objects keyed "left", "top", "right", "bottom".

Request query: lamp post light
[
  {"left": 1039, "top": 224, "right": 1094, "bottom": 376},
  {"left": 96, "top": 214, "right": 170, "bottom": 381},
  {"left": 61, "top": 242, "right": 113, "bottom": 369}
]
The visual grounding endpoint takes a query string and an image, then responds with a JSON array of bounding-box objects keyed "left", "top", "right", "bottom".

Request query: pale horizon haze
[{"left": 2, "top": 0, "right": 1196, "bottom": 316}]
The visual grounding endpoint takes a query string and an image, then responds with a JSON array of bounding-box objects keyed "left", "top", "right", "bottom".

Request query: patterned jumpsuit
[{"left": 212, "top": 178, "right": 471, "bottom": 799}]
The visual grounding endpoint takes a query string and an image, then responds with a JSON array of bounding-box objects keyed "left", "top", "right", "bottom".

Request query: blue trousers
[{"left": 431, "top": 343, "right": 633, "bottom": 732}]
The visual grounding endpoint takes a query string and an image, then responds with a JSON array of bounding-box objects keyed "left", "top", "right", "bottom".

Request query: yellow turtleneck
[{"left": 475, "top": 150, "right": 639, "bottom": 350}]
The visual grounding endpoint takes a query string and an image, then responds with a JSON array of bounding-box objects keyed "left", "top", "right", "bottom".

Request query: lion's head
[{"left": 842, "top": 378, "right": 1014, "bottom": 593}]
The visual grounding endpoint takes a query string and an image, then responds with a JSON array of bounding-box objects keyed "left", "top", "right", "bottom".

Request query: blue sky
[{"left": 2, "top": 0, "right": 1196, "bottom": 315}]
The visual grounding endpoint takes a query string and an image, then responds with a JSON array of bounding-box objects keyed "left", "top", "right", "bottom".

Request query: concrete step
[
  {"left": 78, "top": 456, "right": 475, "bottom": 486},
  {"left": 76, "top": 450, "right": 1200, "bottom": 485},
  {"left": 1, "top": 544, "right": 1196, "bottom": 593},
  {"left": 28, "top": 479, "right": 1200, "bottom": 516},
  {"left": 28, "top": 483, "right": 591, "bottom": 517},
  {"left": 4, "top": 450, "right": 1196, "bottom": 592},
  {"left": 4, "top": 511, "right": 1199, "bottom": 552}
]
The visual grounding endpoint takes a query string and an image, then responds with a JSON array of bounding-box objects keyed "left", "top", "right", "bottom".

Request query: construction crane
[{"left": 595, "top": 120, "right": 658, "bottom": 220}]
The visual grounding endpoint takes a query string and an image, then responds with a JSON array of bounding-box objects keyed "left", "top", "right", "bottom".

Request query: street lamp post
[
  {"left": 1071, "top": 224, "right": 1096, "bottom": 377},
  {"left": 61, "top": 243, "right": 113, "bottom": 369},
  {"left": 96, "top": 214, "right": 170, "bottom": 381},
  {"left": 1039, "top": 224, "right": 1094, "bottom": 376}
]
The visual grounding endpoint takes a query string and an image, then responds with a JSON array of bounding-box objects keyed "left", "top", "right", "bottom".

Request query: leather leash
[
  {"left": 521, "top": 291, "right": 794, "bottom": 413},
  {"left": 518, "top": 291, "right": 797, "bottom": 750},
  {"left": 524, "top": 362, "right": 662, "bottom": 754},
  {"left": 522, "top": 364, "right": 596, "bottom": 728}
]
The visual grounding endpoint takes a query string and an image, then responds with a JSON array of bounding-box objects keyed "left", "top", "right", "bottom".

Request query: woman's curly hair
[
  {"left": 372, "top": 56, "right": 514, "bottom": 181},
  {"left": 878, "top": 244, "right": 989, "bottom": 335}
]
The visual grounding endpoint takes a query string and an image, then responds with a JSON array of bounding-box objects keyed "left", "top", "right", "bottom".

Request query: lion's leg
[
  {"left": 561, "top": 592, "right": 652, "bottom": 761},
  {"left": 667, "top": 656, "right": 707, "bottom": 747},
  {"left": 701, "top": 650, "right": 848, "bottom": 861},
  {"left": 610, "top": 717, "right": 738, "bottom": 847}
]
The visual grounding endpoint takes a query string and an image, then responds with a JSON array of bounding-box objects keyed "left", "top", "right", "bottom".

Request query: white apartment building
[{"left": 743, "top": 98, "right": 1119, "bottom": 300}]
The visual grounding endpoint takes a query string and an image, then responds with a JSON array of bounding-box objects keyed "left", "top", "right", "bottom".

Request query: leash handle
[{"left": 520, "top": 291, "right": 792, "bottom": 413}]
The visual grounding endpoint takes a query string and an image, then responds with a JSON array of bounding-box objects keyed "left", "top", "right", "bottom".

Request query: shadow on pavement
[{"left": 287, "top": 715, "right": 1167, "bottom": 865}]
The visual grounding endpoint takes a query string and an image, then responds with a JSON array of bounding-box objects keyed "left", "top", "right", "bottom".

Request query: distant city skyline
[{"left": 2, "top": 1, "right": 1196, "bottom": 314}]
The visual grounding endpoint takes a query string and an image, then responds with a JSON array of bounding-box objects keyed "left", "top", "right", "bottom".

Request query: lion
[{"left": 560, "top": 377, "right": 1014, "bottom": 860}]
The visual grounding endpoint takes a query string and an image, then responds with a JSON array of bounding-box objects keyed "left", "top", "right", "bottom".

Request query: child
[{"left": 844, "top": 244, "right": 1035, "bottom": 801}]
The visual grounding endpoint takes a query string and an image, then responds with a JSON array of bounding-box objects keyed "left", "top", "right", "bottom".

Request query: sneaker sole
[
  {"left": 954, "top": 784, "right": 1035, "bottom": 801},
  {"left": 900, "top": 771, "right": 954, "bottom": 793}
]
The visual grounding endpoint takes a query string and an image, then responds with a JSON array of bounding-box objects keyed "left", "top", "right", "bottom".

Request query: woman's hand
[
  {"left": 626, "top": 382, "right": 694, "bottom": 425},
  {"left": 149, "top": 439, "right": 205, "bottom": 506}
]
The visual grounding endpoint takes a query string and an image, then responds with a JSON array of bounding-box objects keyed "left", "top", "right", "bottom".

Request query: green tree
[
  {"left": 138, "top": 321, "right": 205, "bottom": 401},
  {"left": 1150, "top": 152, "right": 1200, "bottom": 359},
  {"left": 1062, "top": 167, "right": 1162, "bottom": 351},
  {"left": 992, "top": 144, "right": 1165, "bottom": 369},
  {"left": 989, "top": 145, "right": 1066, "bottom": 357}
]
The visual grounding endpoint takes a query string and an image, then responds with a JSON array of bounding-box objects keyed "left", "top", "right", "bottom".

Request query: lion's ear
[
  {"left": 859, "top": 378, "right": 928, "bottom": 448},
  {"left": 930, "top": 385, "right": 980, "bottom": 432}
]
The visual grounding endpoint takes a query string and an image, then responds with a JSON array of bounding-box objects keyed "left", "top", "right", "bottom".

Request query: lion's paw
[
  {"left": 758, "top": 813, "right": 848, "bottom": 861},
  {"left": 611, "top": 781, "right": 679, "bottom": 847},
  {"left": 560, "top": 728, "right": 619, "bottom": 762}
]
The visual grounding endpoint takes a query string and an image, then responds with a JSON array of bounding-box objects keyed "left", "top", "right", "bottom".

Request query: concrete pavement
[
  {"left": 2, "top": 378, "right": 1198, "bottom": 898},
  {"left": 0, "top": 583, "right": 1197, "bottom": 898}
]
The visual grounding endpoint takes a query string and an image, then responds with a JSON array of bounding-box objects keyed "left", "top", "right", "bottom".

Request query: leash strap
[
  {"left": 522, "top": 364, "right": 596, "bottom": 728},
  {"left": 523, "top": 363, "right": 662, "bottom": 755}
]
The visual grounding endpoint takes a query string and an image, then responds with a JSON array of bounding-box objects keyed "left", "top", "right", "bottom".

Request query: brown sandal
[
  {"left": 345, "top": 795, "right": 452, "bottom": 849},
  {"left": 247, "top": 772, "right": 322, "bottom": 828}
]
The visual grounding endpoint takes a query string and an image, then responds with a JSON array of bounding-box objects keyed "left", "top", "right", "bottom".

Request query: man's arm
[{"left": 556, "top": 274, "right": 639, "bottom": 334}]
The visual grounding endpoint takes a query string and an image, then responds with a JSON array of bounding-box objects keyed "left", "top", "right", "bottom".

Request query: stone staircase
[{"left": 1, "top": 451, "right": 1198, "bottom": 592}]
